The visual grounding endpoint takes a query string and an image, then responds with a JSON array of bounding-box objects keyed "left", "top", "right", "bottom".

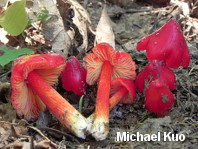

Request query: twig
[
  {"left": 36, "top": 127, "right": 80, "bottom": 144},
  {"left": 0, "top": 120, "right": 18, "bottom": 126},
  {"left": 188, "top": 65, "right": 198, "bottom": 76},
  {"left": 126, "top": 8, "right": 152, "bottom": 13},
  {"left": 0, "top": 71, "right": 11, "bottom": 78},
  {"left": 28, "top": 126, "right": 58, "bottom": 148},
  {"left": 12, "top": 36, "right": 22, "bottom": 45}
]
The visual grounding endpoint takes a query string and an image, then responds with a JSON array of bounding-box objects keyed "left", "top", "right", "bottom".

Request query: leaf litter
[
  {"left": 95, "top": 6, "right": 115, "bottom": 49},
  {"left": 0, "top": 0, "right": 198, "bottom": 148}
]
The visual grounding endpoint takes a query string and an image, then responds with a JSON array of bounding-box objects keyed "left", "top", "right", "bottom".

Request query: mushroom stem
[
  {"left": 91, "top": 61, "right": 113, "bottom": 140},
  {"left": 109, "top": 87, "right": 128, "bottom": 110},
  {"left": 87, "top": 87, "right": 128, "bottom": 133},
  {"left": 26, "top": 71, "right": 87, "bottom": 139}
]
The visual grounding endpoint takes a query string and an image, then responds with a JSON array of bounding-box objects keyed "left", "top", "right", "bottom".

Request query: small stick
[
  {"left": 36, "top": 127, "right": 80, "bottom": 144},
  {"left": 188, "top": 65, "right": 198, "bottom": 76},
  {"left": 28, "top": 126, "right": 58, "bottom": 148}
]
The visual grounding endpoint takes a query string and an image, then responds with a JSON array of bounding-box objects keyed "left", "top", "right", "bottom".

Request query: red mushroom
[
  {"left": 135, "top": 60, "right": 176, "bottom": 117},
  {"left": 136, "top": 19, "right": 190, "bottom": 69},
  {"left": 86, "top": 78, "right": 136, "bottom": 134},
  {"left": 145, "top": 79, "right": 174, "bottom": 117},
  {"left": 135, "top": 60, "right": 176, "bottom": 93},
  {"left": 110, "top": 78, "right": 136, "bottom": 106},
  {"left": 61, "top": 56, "right": 86, "bottom": 96},
  {"left": 11, "top": 54, "right": 87, "bottom": 138},
  {"left": 84, "top": 43, "right": 136, "bottom": 140}
]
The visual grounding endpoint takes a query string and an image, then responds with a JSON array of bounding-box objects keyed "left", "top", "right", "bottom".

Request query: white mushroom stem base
[
  {"left": 87, "top": 87, "right": 128, "bottom": 134},
  {"left": 91, "top": 117, "right": 109, "bottom": 141},
  {"left": 26, "top": 71, "right": 87, "bottom": 139}
]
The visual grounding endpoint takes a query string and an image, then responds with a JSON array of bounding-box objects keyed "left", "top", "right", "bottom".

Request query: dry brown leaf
[
  {"left": 67, "top": 0, "right": 92, "bottom": 53},
  {"left": 0, "top": 127, "right": 11, "bottom": 148},
  {"left": 171, "top": 0, "right": 190, "bottom": 16},
  {"left": 0, "top": 122, "right": 28, "bottom": 148},
  {"left": 191, "top": 1, "right": 198, "bottom": 18},
  {"left": 5, "top": 140, "right": 24, "bottom": 149},
  {"left": 22, "top": 142, "right": 31, "bottom": 149},
  {"left": 64, "top": 28, "right": 75, "bottom": 58},
  {"left": 31, "top": 0, "right": 68, "bottom": 57},
  {"left": 95, "top": 6, "right": 115, "bottom": 49},
  {"left": 34, "top": 140, "right": 52, "bottom": 149}
]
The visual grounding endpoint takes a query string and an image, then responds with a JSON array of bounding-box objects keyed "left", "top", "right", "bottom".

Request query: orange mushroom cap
[
  {"left": 11, "top": 54, "right": 66, "bottom": 121},
  {"left": 84, "top": 43, "right": 136, "bottom": 85},
  {"left": 110, "top": 78, "right": 136, "bottom": 104}
]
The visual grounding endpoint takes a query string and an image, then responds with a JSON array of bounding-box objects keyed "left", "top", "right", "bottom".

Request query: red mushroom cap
[
  {"left": 61, "top": 56, "right": 86, "bottom": 96},
  {"left": 137, "top": 19, "right": 190, "bottom": 69},
  {"left": 145, "top": 79, "right": 174, "bottom": 114},
  {"left": 110, "top": 78, "right": 136, "bottom": 104},
  {"left": 135, "top": 60, "right": 176, "bottom": 93},
  {"left": 11, "top": 54, "right": 65, "bottom": 121},
  {"left": 84, "top": 43, "right": 136, "bottom": 85}
]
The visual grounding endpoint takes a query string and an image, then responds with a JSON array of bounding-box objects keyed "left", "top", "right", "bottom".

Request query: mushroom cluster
[
  {"left": 136, "top": 19, "right": 190, "bottom": 116},
  {"left": 9, "top": 18, "right": 190, "bottom": 141},
  {"left": 10, "top": 44, "right": 137, "bottom": 141}
]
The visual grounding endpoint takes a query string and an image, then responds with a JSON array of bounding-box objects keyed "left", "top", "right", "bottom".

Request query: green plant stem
[{"left": 79, "top": 95, "right": 84, "bottom": 113}]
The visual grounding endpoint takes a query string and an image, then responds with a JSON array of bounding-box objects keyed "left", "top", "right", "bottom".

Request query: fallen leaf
[
  {"left": 67, "top": 0, "right": 92, "bottom": 53},
  {"left": 64, "top": 28, "right": 75, "bottom": 58},
  {"left": 5, "top": 140, "right": 24, "bottom": 149},
  {"left": 95, "top": 6, "right": 115, "bottom": 49},
  {"left": 34, "top": 140, "right": 52, "bottom": 149},
  {"left": 22, "top": 142, "right": 31, "bottom": 149},
  {"left": 32, "top": 0, "right": 68, "bottom": 57},
  {"left": 0, "top": 126, "right": 11, "bottom": 148},
  {"left": 0, "top": 122, "right": 28, "bottom": 148}
]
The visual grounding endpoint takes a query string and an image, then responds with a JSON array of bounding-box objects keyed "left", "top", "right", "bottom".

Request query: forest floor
[{"left": 0, "top": 0, "right": 198, "bottom": 148}]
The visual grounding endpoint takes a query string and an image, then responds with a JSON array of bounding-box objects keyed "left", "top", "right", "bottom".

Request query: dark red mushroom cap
[
  {"left": 110, "top": 78, "right": 136, "bottom": 104},
  {"left": 135, "top": 60, "right": 176, "bottom": 93},
  {"left": 61, "top": 56, "right": 86, "bottom": 96},
  {"left": 11, "top": 54, "right": 66, "bottom": 121},
  {"left": 145, "top": 79, "right": 174, "bottom": 114},
  {"left": 137, "top": 19, "right": 190, "bottom": 69}
]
